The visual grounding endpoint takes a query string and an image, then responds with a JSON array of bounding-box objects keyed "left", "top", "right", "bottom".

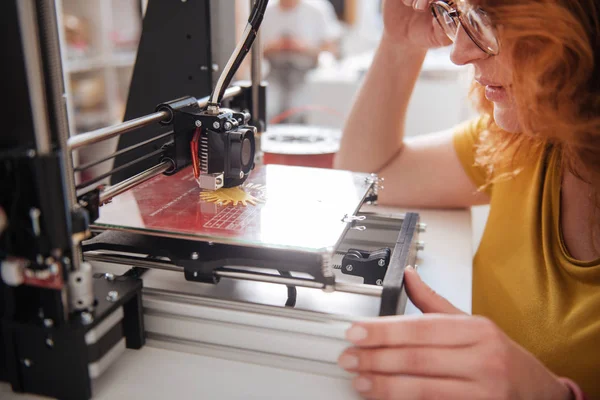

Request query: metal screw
[
  {"left": 23, "top": 359, "right": 32, "bottom": 367},
  {"left": 45, "top": 338, "right": 54, "bottom": 348},
  {"left": 191, "top": 252, "right": 199, "bottom": 260},
  {"left": 378, "top": 259, "right": 386, "bottom": 267},
  {"left": 376, "top": 279, "right": 383, "bottom": 286},
  {"left": 63, "top": 257, "right": 71, "bottom": 266},
  {"left": 224, "top": 122, "right": 233, "bottom": 130},
  {"left": 104, "top": 273, "right": 115, "bottom": 281},
  {"left": 106, "top": 291, "right": 119, "bottom": 302},
  {"left": 417, "top": 223, "right": 427, "bottom": 233},
  {"left": 195, "top": 120, "right": 202, "bottom": 127},
  {"left": 346, "top": 265, "right": 353, "bottom": 272},
  {"left": 193, "top": 271, "right": 198, "bottom": 277},
  {"left": 27, "top": 149, "right": 36, "bottom": 158},
  {"left": 43, "top": 318, "right": 54, "bottom": 328},
  {"left": 213, "top": 122, "right": 221, "bottom": 130},
  {"left": 81, "top": 312, "right": 93, "bottom": 325},
  {"left": 416, "top": 241, "right": 425, "bottom": 251},
  {"left": 239, "top": 171, "right": 244, "bottom": 179},
  {"left": 29, "top": 208, "right": 41, "bottom": 236},
  {"left": 50, "top": 263, "right": 59, "bottom": 274}
]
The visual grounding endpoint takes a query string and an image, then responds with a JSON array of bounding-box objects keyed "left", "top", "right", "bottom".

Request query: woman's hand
[
  {"left": 337, "top": 267, "right": 572, "bottom": 400},
  {"left": 382, "top": 0, "right": 451, "bottom": 48}
]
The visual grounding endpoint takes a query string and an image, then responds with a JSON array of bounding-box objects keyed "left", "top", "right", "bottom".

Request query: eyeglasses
[{"left": 430, "top": 0, "right": 499, "bottom": 56}]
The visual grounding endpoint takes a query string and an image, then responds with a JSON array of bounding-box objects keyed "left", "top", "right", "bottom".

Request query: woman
[{"left": 334, "top": 0, "right": 600, "bottom": 398}]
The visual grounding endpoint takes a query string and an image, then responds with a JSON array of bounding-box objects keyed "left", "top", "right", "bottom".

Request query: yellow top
[{"left": 453, "top": 117, "right": 600, "bottom": 398}]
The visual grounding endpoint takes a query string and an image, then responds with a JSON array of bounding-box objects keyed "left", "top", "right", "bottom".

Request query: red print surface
[{"left": 94, "top": 165, "right": 372, "bottom": 253}]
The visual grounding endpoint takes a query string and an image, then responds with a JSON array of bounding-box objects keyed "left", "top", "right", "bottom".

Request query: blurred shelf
[
  {"left": 59, "top": 0, "right": 142, "bottom": 153},
  {"left": 65, "top": 50, "right": 136, "bottom": 73},
  {"left": 65, "top": 56, "right": 105, "bottom": 73},
  {"left": 110, "top": 50, "right": 137, "bottom": 68},
  {"left": 74, "top": 109, "right": 112, "bottom": 131}
]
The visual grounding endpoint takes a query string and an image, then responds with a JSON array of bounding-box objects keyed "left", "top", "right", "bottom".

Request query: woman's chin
[{"left": 493, "top": 105, "right": 522, "bottom": 133}]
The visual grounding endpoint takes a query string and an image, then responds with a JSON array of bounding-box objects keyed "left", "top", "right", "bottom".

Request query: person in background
[
  {"left": 335, "top": 0, "right": 599, "bottom": 398},
  {"left": 261, "top": 0, "right": 343, "bottom": 123}
]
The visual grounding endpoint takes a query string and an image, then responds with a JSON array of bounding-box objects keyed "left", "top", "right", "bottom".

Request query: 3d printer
[{"left": 0, "top": 1, "right": 423, "bottom": 399}]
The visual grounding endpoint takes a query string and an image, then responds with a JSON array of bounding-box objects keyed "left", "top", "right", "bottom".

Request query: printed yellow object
[{"left": 199, "top": 184, "right": 265, "bottom": 207}]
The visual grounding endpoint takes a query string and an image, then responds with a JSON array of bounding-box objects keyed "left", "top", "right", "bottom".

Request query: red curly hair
[{"left": 470, "top": 0, "right": 600, "bottom": 187}]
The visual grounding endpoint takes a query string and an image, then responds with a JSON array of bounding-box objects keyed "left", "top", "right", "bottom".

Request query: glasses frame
[{"left": 430, "top": 0, "right": 499, "bottom": 56}]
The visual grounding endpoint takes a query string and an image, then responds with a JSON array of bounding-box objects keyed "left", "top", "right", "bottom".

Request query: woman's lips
[
  {"left": 476, "top": 78, "right": 509, "bottom": 103},
  {"left": 484, "top": 85, "right": 508, "bottom": 103}
]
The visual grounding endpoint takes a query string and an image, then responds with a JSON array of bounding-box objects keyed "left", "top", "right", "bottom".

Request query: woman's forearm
[{"left": 334, "top": 36, "right": 427, "bottom": 172}]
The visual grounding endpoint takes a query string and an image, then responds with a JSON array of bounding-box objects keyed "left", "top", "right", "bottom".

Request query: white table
[{"left": 1, "top": 207, "right": 473, "bottom": 400}]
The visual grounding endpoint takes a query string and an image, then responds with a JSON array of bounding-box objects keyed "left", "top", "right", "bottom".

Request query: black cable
[
  {"left": 74, "top": 130, "right": 173, "bottom": 173},
  {"left": 75, "top": 147, "right": 165, "bottom": 190},
  {"left": 278, "top": 270, "right": 297, "bottom": 308},
  {"left": 210, "top": 0, "right": 270, "bottom": 106}
]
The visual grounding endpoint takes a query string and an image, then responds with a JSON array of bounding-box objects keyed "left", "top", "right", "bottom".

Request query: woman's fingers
[
  {"left": 352, "top": 374, "right": 478, "bottom": 400},
  {"left": 339, "top": 346, "right": 480, "bottom": 379},
  {"left": 345, "top": 314, "right": 492, "bottom": 348},
  {"left": 404, "top": 266, "right": 464, "bottom": 314},
  {"left": 402, "top": 0, "right": 429, "bottom": 10},
  {"left": 413, "top": 0, "right": 430, "bottom": 11}
]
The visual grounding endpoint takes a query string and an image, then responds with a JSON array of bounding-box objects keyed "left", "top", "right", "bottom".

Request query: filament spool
[{"left": 261, "top": 124, "right": 340, "bottom": 169}]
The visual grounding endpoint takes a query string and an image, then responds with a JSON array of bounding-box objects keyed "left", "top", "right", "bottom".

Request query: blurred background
[{"left": 57, "top": 0, "right": 475, "bottom": 166}]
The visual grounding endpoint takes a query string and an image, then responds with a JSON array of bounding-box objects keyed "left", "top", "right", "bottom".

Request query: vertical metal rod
[
  {"left": 37, "top": 0, "right": 84, "bottom": 276},
  {"left": 250, "top": 0, "right": 262, "bottom": 132},
  {"left": 16, "top": 0, "right": 52, "bottom": 155},
  {"left": 37, "top": 0, "right": 78, "bottom": 207}
]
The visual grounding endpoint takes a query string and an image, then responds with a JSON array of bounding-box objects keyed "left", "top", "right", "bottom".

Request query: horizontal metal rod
[
  {"left": 217, "top": 269, "right": 325, "bottom": 290},
  {"left": 74, "top": 130, "right": 174, "bottom": 172},
  {"left": 334, "top": 281, "right": 383, "bottom": 297},
  {"left": 99, "top": 161, "right": 172, "bottom": 204},
  {"left": 83, "top": 251, "right": 383, "bottom": 297},
  {"left": 68, "top": 111, "right": 169, "bottom": 151},
  {"left": 76, "top": 147, "right": 166, "bottom": 190},
  {"left": 84, "top": 252, "right": 181, "bottom": 272},
  {"left": 68, "top": 86, "right": 244, "bottom": 151}
]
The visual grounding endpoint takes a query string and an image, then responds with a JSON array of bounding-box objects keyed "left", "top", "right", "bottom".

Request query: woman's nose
[{"left": 450, "top": 24, "right": 488, "bottom": 65}]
